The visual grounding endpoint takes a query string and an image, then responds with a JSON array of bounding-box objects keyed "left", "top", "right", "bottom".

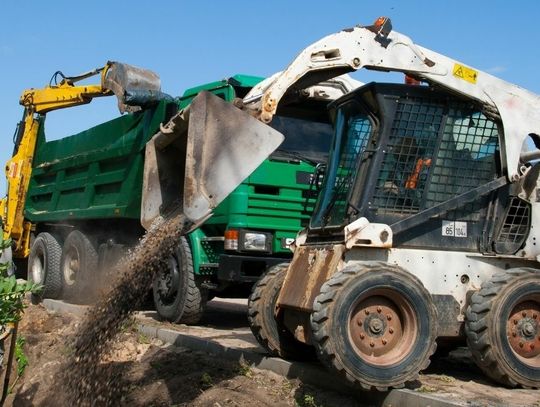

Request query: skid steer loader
[{"left": 213, "top": 17, "right": 540, "bottom": 390}]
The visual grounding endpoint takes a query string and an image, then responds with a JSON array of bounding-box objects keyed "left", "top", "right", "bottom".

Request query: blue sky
[{"left": 1, "top": 1, "right": 539, "bottom": 193}]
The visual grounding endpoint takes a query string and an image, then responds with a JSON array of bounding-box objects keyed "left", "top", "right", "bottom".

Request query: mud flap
[{"left": 141, "top": 91, "right": 284, "bottom": 231}]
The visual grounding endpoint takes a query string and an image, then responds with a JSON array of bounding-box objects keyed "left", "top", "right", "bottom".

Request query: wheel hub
[
  {"left": 157, "top": 256, "right": 179, "bottom": 302},
  {"left": 157, "top": 270, "right": 172, "bottom": 298},
  {"left": 507, "top": 300, "right": 540, "bottom": 359},
  {"left": 31, "top": 255, "right": 44, "bottom": 284},
  {"left": 69, "top": 259, "right": 79, "bottom": 271},
  {"left": 521, "top": 321, "right": 535, "bottom": 338},
  {"left": 368, "top": 317, "right": 385, "bottom": 335},
  {"left": 63, "top": 248, "right": 80, "bottom": 286},
  {"left": 349, "top": 291, "right": 417, "bottom": 366}
]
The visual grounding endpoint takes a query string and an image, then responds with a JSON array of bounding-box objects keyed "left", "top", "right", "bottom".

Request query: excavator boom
[{"left": 2, "top": 61, "right": 161, "bottom": 257}]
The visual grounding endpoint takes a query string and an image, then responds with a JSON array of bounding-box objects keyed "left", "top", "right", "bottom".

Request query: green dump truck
[{"left": 17, "top": 73, "right": 354, "bottom": 323}]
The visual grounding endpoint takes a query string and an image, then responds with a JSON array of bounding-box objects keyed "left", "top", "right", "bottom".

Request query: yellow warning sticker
[{"left": 453, "top": 63, "right": 478, "bottom": 84}]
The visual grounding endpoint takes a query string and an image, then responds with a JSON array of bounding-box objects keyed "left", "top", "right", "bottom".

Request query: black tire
[
  {"left": 60, "top": 230, "right": 98, "bottom": 302},
  {"left": 248, "top": 263, "right": 315, "bottom": 360},
  {"left": 310, "top": 262, "right": 437, "bottom": 391},
  {"left": 28, "top": 232, "right": 62, "bottom": 300},
  {"left": 465, "top": 268, "right": 540, "bottom": 388},
  {"left": 153, "top": 237, "right": 207, "bottom": 325}
]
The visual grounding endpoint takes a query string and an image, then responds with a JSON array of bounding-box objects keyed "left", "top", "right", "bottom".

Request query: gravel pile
[{"left": 63, "top": 214, "right": 189, "bottom": 406}]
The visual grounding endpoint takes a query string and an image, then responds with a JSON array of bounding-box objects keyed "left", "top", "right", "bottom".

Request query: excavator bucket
[
  {"left": 103, "top": 62, "right": 162, "bottom": 113},
  {"left": 141, "top": 91, "right": 284, "bottom": 230}
]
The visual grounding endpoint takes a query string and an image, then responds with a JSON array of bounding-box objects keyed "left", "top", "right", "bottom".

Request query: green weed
[{"left": 200, "top": 372, "right": 213, "bottom": 388}]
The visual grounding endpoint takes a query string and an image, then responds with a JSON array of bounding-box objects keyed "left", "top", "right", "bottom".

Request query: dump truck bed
[{"left": 25, "top": 101, "right": 173, "bottom": 222}]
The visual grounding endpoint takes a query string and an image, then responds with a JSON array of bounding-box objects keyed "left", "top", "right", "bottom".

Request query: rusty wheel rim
[
  {"left": 506, "top": 294, "right": 540, "bottom": 367},
  {"left": 348, "top": 288, "right": 417, "bottom": 366}
]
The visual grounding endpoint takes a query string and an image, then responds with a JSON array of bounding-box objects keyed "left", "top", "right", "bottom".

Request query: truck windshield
[
  {"left": 311, "top": 102, "right": 372, "bottom": 228},
  {"left": 269, "top": 115, "right": 333, "bottom": 164}
]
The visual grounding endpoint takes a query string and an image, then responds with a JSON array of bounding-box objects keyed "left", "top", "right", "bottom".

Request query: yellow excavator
[
  {"left": 0, "top": 62, "right": 161, "bottom": 260},
  {"left": 1, "top": 60, "right": 284, "bottom": 288}
]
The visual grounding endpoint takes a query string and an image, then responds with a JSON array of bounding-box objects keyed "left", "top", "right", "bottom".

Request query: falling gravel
[{"left": 63, "top": 214, "right": 191, "bottom": 406}]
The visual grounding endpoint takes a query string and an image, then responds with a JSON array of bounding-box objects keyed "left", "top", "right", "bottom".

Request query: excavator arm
[
  {"left": 242, "top": 17, "right": 540, "bottom": 182},
  {"left": 2, "top": 61, "right": 161, "bottom": 257}
]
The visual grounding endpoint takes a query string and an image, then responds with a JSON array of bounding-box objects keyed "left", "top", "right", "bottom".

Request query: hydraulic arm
[
  {"left": 242, "top": 17, "right": 540, "bottom": 181},
  {"left": 1, "top": 62, "right": 161, "bottom": 257}
]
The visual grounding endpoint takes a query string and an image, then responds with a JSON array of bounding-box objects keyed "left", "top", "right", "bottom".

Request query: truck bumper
[{"left": 217, "top": 254, "right": 288, "bottom": 283}]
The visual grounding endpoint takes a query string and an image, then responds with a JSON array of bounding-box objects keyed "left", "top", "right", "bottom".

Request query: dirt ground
[
  {"left": 2, "top": 302, "right": 540, "bottom": 407},
  {"left": 1, "top": 304, "right": 362, "bottom": 407}
]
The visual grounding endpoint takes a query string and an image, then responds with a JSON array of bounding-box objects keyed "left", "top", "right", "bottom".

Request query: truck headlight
[
  {"left": 225, "top": 229, "right": 273, "bottom": 253},
  {"left": 243, "top": 232, "right": 269, "bottom": 251}
]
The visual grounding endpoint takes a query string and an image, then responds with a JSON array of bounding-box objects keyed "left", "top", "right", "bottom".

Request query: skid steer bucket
[{"left": 141, "top": 91, "right": 284, "bottom": 230}]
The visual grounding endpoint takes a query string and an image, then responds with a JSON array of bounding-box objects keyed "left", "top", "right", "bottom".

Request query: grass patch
[{"left": 200, "top": 372, "right": 213, "bottom": 389}]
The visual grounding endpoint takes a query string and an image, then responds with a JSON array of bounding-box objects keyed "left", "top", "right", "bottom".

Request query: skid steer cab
[
  {"left": 240, "top": 17, "right": 540, "bottom": 391},
  {"left": 248, "top": 84, "right": 540, "bottom": 389}
]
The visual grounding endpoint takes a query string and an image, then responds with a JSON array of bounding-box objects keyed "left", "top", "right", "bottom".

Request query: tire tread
[
  {"left": 310, "top": 261, "right": 437, "bottom": 391},
  {"left": 465, "top": 267, "right": 539, "bottom": 389},
  {"left": 29, "top": 232, "right": 62, "bottom": 300},
  {"left": 248, "top": 263, "right": 314, "bottom": 360},
  {"left": 153, "top": 237, "right": 207, "bottom": 325}
]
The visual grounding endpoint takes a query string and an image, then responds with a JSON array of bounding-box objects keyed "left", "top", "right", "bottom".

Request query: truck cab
[{"left": 153, "top": 75, "right": 336, "bottom": 322}]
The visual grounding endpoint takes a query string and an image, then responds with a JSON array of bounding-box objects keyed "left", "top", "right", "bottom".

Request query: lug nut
[
  {"left": 370, "top": 341, "right": 375, "bottom": 347},
  {"left": 387, "top": 315, "right": 392, "bottom": 321},
  {"left": 532, "top": 344, "right": 536, "bottom": 350},
  {"left": 360, "top": 333, "right": 365, "bottom": 340},
  {"left": 377, "top": 307, "right": 382, "bottom": 313},
  {"left": 519, "top": 342, "right": 524, "bottom": 348},
  {"left": 365, "top": 309, "right": 370, "bottom": 315},
  {"left": 534, "top": 314, "right": 538, "bottom": 319},
  {"left": 522, "top": 311, "right": 528, "bottom": 317},
  {"left": 389, "top": 328, "right": 394, "bottom": 334},
  {"left": 357, "top": 320, "right": 363, "bottom": 327},
  {"left": 514, "top": 319, "right": 518, "bottom": 325},
  {"left": 382, "top": 339, "right": 387, "bottom": 345},
  {"left": 512, "top": 332, "right": 517, "bottom": 337}
]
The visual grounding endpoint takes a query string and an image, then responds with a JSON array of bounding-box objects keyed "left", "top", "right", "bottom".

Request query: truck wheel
[
  {"left": 310, "top": 262, "right": 437, "bottom": 391},
  {"left": 465, "top": 268, "right": 540, "bottom": 388},
  {"left": 28, "top": 232, "right": 62, "bottom": 300},
  {"left": 248, "top": 263, "right": 315, "bottom": 360},
  {"left": 60, "top": 230, "right": 98, "bottom": 302},
  {"left": 153, "top": 237, "right": 207, "bottom": 324}
]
